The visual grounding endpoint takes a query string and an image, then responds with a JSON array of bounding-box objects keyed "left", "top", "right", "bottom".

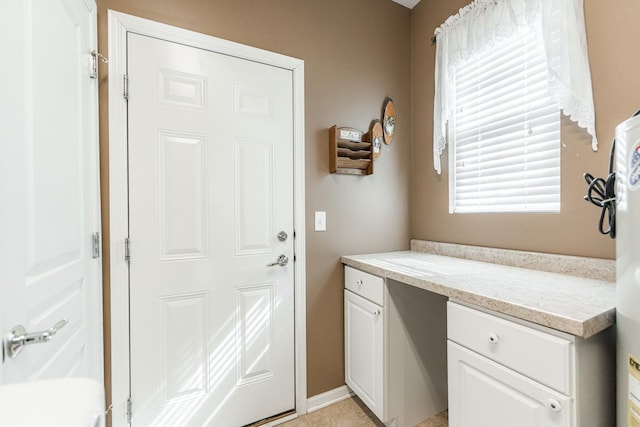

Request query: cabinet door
[
  {"left": 345, "top": 290, "right": 384, "bottom": 420},
  {"left": 448, "top": 341, "right": 572, "bottom": 427}
]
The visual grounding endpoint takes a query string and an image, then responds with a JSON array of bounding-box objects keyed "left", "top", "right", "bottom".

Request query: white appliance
[
  {"left": 0, "top": 378, "right": 105, "bottom": 427},
  {"left": 616, "top": 113, "right": 640, "bottom": 427}
]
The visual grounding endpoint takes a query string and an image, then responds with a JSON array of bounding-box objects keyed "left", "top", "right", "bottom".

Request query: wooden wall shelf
[{"left": 329, "top": 126, "right": 373, "bottom": 175}]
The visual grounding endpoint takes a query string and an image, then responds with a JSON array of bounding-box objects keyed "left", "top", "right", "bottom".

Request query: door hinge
[
  {"left": 92, "top": 232, "right": 101, "bottom": 259},
  {"left": 124, "top": 237, "right": 131, "bottom": 262},
  {"left": 123, "top": 74, "right": 129, "bottom": 100},
  {"left": 90, "top": 50, "right": 108, "bottom": 80},
  {"left": 126, "top": 397, "right": 132, "bottom": 424}
]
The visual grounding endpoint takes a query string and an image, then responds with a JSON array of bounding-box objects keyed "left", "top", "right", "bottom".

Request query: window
[
  {"left": 449, "top": 27, "right": 560, "bottom": 214},
  {"left": 433, "top": 0, "right": 598, "bottom": 215}
]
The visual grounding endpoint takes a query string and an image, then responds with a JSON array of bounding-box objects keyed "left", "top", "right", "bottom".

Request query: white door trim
[{"left": 107, "top": 11, "right": 306, "bottom": 426}]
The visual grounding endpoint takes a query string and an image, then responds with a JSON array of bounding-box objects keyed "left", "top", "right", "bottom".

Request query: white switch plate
[{"left": 315, "top": 211, "right": 326, "bottom": 231}]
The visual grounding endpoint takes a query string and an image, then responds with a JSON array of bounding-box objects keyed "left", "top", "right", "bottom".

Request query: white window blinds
[
  {"left": 450, "top": 28, "right": 561, "bottom": 213},
  {"left": 433, "top": 0, "right": 598, "bottom": 175}
]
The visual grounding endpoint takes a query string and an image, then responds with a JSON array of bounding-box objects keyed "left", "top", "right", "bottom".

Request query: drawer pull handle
[
  {"left": 488, "top": 333, "right": 499, "bottom": 344},
  {"left": 356, "top": 280, "right": 363, "bottom": 286},
  {"left": 547, "top": 399, "right": 562, "bottom": 412}
]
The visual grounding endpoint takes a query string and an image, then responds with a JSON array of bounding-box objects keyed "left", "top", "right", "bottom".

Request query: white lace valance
[{"left": 433, "top": 0, "right": 598, "bottom": 174}]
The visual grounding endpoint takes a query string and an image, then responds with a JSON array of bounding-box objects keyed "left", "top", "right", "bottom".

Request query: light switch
[{"left": 314, "top": 211, "right": 326, "bottom": 231}]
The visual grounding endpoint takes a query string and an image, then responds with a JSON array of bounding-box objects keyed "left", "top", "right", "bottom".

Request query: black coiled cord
[
  {"left": 583, "top": 140, "right": 616, "bottom": 239},
  {"left": 583, "top": 109, "right": 640, "bottom": 239}
]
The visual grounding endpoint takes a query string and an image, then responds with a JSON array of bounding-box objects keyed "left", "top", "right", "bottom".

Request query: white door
[
  {"left": 344, "top": 290, "right": 384, "bottom": 421},
  {"left": 127, "top": 33, "right": 295, "bottom": 426},
  {"left": 0, "top": 0, "right": 102, "bottom": 383},
  {"left": 447, "top": 342, "right": 571, "bottom": 427}
]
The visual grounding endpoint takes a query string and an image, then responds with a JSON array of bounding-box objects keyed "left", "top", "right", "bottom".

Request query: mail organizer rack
[{"left": 329, "top": 125, "right": 373, "bottom": 175}]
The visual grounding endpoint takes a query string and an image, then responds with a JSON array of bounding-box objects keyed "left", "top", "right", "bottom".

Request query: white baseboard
[{"left": 306, "top": 385, "right": 354, "bottom": 413}]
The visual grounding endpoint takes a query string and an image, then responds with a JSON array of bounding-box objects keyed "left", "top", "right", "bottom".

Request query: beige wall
[
  {"left": 411, "top": 0, "right": 640, "bottom": 260},
  {"left": 97, "top": 0, "right": 636, "bottom": 416},
  {"left": 96, "top": 0, "right": 412, "bottom": 403}
]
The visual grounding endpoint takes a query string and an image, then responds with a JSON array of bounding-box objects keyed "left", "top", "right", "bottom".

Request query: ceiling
[{"left": 391, "top": 0, "right": 421, "bottom": 9}]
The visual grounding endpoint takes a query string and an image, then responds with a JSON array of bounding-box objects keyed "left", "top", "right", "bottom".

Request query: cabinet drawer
[
  {"left": 447, "top": 302, "right": 573, "bottom": 395},
  {"left": 448, "top": 341, "right": 572, "bottom": 427},
  {"left": 345, "top": 266, "right": 384, "bottom": 306}
]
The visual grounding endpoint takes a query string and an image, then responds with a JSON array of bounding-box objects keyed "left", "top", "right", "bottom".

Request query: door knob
[
  {"left": 267, "top": 254, "right": 289, "bottom": 267},
  {"left": 5, "top": 319, "right": 68, "bottom": 359}
]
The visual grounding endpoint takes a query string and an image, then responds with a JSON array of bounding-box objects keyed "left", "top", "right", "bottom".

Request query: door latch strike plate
[
  {"left": 124, "top": 237, "right": 131, "bottom": 262},
  {"left": 126, "top": 397, "right": 132, "bottom": 423},
  {"left": 92, "top": 232, "right": 100, "bottom": 259},
  {"left": 123, "top": 74, "right": 129, "bottom": 100}
]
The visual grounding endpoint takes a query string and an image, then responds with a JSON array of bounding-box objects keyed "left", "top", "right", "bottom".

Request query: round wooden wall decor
[
  {"left": 370, "top": 120, "right": 383, "bottom": 159},
  {"left": 382, "top": 97, "right": 396, "bottom": 144}
]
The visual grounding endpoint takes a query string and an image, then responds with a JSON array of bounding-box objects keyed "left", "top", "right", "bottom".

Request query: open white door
[{"left": 0, "top": 0, "right": 103, "bottom": 384}]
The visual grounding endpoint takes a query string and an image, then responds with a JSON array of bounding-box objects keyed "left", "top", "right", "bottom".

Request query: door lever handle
[
  {"left": 267, "top": 254, "right": 289, "bottom": 267},
  {"left": 5, "top": 319, "right": 69, "bottom": 359}
]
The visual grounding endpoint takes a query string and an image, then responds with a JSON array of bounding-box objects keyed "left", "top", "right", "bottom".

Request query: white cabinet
[
  {"left": 344, "top": 266, "right": 448, "bottom": 427},
  {"left": 345, "top": 289, "right": 384, "bottom": 419},
  {"left": 448, "top": 342, "right": 571, "bottom": 427},
  {"left": 447, "top": 302, "right": 615, "bottom": 427}
]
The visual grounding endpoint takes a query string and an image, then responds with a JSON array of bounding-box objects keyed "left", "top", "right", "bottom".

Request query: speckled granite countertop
[{"left": 341, "top": 242, "right": 616, "bottom": 339}]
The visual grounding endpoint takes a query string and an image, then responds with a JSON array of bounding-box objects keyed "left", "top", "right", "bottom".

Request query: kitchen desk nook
[{"left": 342, "top": 240, "right": 616, "bottom": 427}]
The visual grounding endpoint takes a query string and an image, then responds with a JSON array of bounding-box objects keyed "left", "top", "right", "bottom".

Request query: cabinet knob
[
  {"left": 547, "top": 399, "right": 562, "bottom": 412},
  {"left": 488, "top": 333, "right": 499, "bottom": 344},
  {"left": 356, "top": 280, "right": 363, "bottom": 286},
  {"left": 372, "top": 310, "right": 381, "bottom": 316}
]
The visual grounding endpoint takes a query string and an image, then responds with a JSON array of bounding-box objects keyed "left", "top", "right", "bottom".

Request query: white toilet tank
[{"left": 0, "top": 377, "right": 105, "bottom": 427}]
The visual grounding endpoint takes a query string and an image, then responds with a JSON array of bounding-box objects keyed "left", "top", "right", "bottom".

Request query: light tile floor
[{"left": 279, "top": 396, "right": 448, "bottom": 427}]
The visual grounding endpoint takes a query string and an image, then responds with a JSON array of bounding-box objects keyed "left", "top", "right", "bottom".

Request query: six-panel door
[{"left": 127, "top": 33, "right": 295, "bottom": 426}]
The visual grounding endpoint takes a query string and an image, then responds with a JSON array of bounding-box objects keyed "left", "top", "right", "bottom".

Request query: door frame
[{"left": 107, "top": 11, "right": 306, "bottom": 426}]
